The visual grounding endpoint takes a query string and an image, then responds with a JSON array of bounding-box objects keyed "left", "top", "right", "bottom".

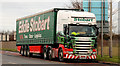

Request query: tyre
[
  {"left": 26, "top": 45, "right": 33, "bottom": 57},
  {"left": 48, "top": 48, "right": 53, "bottom": 60},
  {"left": 24, "top": 46, "right": 27, "bottom": 56},
  {"left": 29, "top": 53, "right": 33, "bottom": 57},
  {"left": 19, "top": 51, "right": 21, "bottom": 54},
  {"left": 58, "top": 48, "right": 64, "bottom": 62},
  {"left": 26, "top": 46, "right": 30, "bottom": 57},
  {"left": 43, "top": 48, "right": 48, "bottom": 60},
  {"left": 21, "top": 46, "right": 24, "bottom": 56},
  {"left": 19, "top": 47, "right": 21, "bottom": 54}
]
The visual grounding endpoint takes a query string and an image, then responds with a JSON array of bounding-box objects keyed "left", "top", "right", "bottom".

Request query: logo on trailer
[{"left": 19, "top": 16, "right": 50, "bottom": 33}]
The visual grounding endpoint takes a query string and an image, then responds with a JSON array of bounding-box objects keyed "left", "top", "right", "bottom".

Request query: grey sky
[
  {"left": 0, "top": 0, "right": 119, "bottom": 34},
  {"left": 0, "top": 0, "right": 70, "bottom": 32}
]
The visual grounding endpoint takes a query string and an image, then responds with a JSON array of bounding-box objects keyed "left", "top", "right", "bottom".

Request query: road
[{"left": 0, "top": 50, "right": 118, "bottom": 66}]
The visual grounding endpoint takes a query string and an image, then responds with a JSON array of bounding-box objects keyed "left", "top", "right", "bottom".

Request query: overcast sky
[
  {"left": 0, "top": 0, "right": 71, "bottom": 32},
  {"left": 0, "top": 0, "right": 119, "bottom": 34}
]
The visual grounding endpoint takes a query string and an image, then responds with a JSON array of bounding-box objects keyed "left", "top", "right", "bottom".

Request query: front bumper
[{"left": 64, "top": 54, "right": 96, "bottom": 59}]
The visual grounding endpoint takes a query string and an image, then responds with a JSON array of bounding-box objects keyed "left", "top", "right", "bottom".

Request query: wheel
[
  {"left": 26, "top": 46, "right": 30, "bottom": 57},
  {"left": 19, "top": 51, "right": 21, "bottom": 54},
  {"left": 26, "top": 45, "right": 33, "bottom": 57},
  {"left": 43, "top": 48, "right": 48, "bottom": 60},
  {"left": 24, "top": 46, "right": 27, "bottom": 56},
  {"left": 29, "top": 53, "right": 33, "bottom": 57},
  {"left": 23, "top": 46, "right": 25, "bottom": 56},
  {"left": 21, "top": 46, "right": 24, "bottom": 56},
  {"left": 21, "top": 48, "right": 24, "bottom": 56},
  {"left": 58, "top": 48, "right": 64, "bottom": 62},
  {"left": 19, "top": 47, "right": 21, "bottom": 54},
  {"left": 20, "top": 46, "right": 24, "bottom": 56},
  {"left": 48, "top": 48, "right": 53, "bottom": 60}
]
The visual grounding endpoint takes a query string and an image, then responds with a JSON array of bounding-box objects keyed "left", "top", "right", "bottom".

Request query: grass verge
[
  {"left": 0, "top": 48, "right": 18, "bottom": 52},
  {"left": 97, "top": 55, "right": 120, "bottom": 63}
]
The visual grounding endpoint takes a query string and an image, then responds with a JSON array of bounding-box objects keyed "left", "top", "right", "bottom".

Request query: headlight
[
  {"left": 67, "top": 51, "right": 73, "bottom": 54},
  {"left": 88, "top": 50, "right": 92, "bottom": 53},
  {"left": 92, "top": 52, "right": 96, "bottom": 55}
]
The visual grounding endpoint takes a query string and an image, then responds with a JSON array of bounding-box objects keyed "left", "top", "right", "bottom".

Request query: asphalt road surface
[{"left": 0, "top": 50, "right": 118, "bottom": 66}]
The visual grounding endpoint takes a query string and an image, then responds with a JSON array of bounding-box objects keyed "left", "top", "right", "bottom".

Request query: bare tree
[{"left": 66, "top": 0, "right": 82, "bottom": 9}]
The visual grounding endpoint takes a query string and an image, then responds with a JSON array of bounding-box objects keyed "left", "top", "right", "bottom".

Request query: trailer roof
[{"left": 16, "top": 8, "right": 81, "bottom": 21}]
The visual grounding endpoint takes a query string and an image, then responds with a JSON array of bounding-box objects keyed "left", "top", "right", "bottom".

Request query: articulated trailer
[{"left": 16, "top": 8, "right": 99, "bottom": 61}]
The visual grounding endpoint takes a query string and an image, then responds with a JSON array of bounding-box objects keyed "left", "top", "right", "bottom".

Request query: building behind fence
[
  {"left": 0, "top": 31, "right": 17, "bottom": 50},
  {"left": 0, "top": 31, "right": 16, "bottom": 41}
]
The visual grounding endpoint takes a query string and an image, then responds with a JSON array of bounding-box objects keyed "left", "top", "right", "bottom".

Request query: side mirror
[
  {"left": 63, "top": 24, "right": 67, "bottom": 35},
  {"left": 96, "top": 27, "right": 99, "bottom": 36}
]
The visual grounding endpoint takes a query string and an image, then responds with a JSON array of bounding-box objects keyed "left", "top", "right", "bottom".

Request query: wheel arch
[{"left": 58, "top": 44, "right": 65, "bottom": 57}]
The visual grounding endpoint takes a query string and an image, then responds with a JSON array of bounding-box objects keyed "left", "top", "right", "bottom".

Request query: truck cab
[{"left": 56, "top": 10, "right": 98, "bottom": 60}]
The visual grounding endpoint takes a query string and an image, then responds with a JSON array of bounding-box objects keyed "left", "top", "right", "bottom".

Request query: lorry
[{"left": 16, "top": 8, "right": 99, "bottom": 61}]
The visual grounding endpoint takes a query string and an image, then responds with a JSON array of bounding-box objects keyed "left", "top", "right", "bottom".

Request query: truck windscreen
[{"left": 69, "top": 25, "right": 97, "bottom": 37}]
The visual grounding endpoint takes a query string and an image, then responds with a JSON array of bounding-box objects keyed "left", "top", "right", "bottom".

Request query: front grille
[{"left": 74, "top": 41, "right": 92, "bottom": 55}]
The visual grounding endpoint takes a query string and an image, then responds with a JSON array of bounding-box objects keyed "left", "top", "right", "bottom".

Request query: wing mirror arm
[
  {"left": 63, "top": 24, "right": 68, "bottom": 35},
  {"left": 96, "top": 27, "right": 99, "bottom": 36}
]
